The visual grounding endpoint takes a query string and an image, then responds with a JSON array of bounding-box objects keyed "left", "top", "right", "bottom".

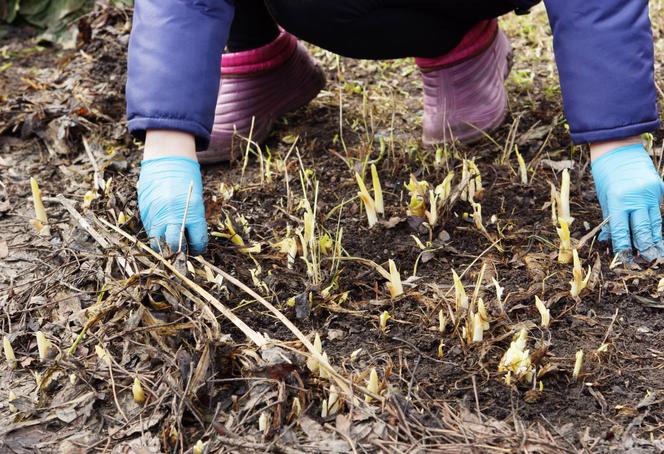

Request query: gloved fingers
[
  {"left": 164, "top": 223, "right": 185, "bottom": 254},
  {"left": 186, "top": 221, "right": 209, "bottom": 256},
  {"left": 608, "top": 208, "right": 631, "bottom": 254},
  {"left": 650, "top": 205, "right": 663, "bottom": 244},
  {"left": 148, "top": 225, "right": 167, "bottom": 255},
  {"left": 629, "top": 208, "right": 655, "bottom": 252},
  {"left": 598, "top": 203, "right": 610, "bottom": 242}
]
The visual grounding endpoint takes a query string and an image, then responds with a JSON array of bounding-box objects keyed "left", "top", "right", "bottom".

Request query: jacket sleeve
[
  {"left": 543, "top": 0, "right": 659, "bottom": 144},
  {"left": 126, "top": 0, "right": 234, "bottom": 151}
]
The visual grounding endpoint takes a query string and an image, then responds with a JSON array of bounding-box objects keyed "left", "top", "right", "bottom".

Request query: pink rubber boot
[
  {"left": 200, "top": 31, "right": 326, "bottom": 164},
  {"left": 416, "top": 20, "right": 512, "bottom": 145}
]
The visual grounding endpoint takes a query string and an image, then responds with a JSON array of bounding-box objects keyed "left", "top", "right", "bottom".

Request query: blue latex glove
[
  {"left": 138, "top": 157, "right": 208, "bottom": 255},
  {"left": 591, "top": 144, "right": 664, "bottom": 260}
]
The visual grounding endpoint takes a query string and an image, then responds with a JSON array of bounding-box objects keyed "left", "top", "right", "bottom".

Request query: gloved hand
[
  {"left": 138, "top": 157, "right": 208, "bottom": 255},
  {"left": 592, "top": 144, "right": 664, "bottom": 261}
]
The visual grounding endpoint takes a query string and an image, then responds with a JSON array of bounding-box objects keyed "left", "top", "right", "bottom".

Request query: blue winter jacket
[{"left": 126, "top": 0, "right": 659, "bottom": 149}]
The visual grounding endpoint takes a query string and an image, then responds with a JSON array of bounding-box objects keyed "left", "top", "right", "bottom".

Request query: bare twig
[
  {"left": 178, "top": 181, "right": 194, "bottom": 253},
  {"left": 82, "top": 137, "right": 104, "bottom": 192}
]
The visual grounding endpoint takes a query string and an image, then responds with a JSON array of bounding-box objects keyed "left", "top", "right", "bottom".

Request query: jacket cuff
[
  {"left": 570, "top": 119, "right": 660, "bottom": 144},
  {"left": 128, "top": 116, "right": 211, "bottom": 151}
]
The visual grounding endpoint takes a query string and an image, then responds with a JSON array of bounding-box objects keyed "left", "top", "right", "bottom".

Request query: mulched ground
[{"left": 2, "top": 3, "right": 664, "bottom": 453}]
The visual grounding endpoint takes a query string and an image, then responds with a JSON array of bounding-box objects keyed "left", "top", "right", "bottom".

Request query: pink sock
[
  {"left": 415, "top": 20, "right": 498, "bottom": 69},
  {"left": 221, "top": 30, "right": 298, "bottom": 75}
]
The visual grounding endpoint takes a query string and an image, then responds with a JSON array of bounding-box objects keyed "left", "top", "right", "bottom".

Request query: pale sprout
[
  {"left": 370, "top": 164, "right": 384, "bottom": 215},
  {"left": 461, "top": 159, "right": 483, "bottom": 202},
  {"left": 203, "top": 265, "right": 215, "bottom": 283},
  {"left": 218, "top": 214, "right": 261, "bottom": 254},
  {"left": 405, "top": 175, "right": 429, "bottom": 218},
  {"left": 355, "top": 172, "right": 378, "bottom": 227},
  {"left": 258, "top": 411, "right": 271, "bottom": 433},
  {"left": 535, "top": 296, "right": 550, "bottom": 328},
  {"left": 250, "top": 267, "right": 269, "bottom": 296},
  {"left": 4, "top": 336, "right": 16, "bottom": 369},
  {"left": 272, "top": 233, "right": 298, "bottom": 269},
  {"left": 438, "top": 309, "right": 447, "bottom": 333},
  {"left": 327, "top": 385, "right": 340, "bottom": 415},
  {"left": 411, "top": 235, "right": 428, "bottom": 251},
  {"left": 303, "top": 209, "right": 315, "bottom": 246},
  {"left": 452, "top": 269, "right": 468, "bottom": 311},
  {"left": 549, "top": 182, "right": 558, "bottom": 226},
  {"left": 552, "top": 171, "right": 575, "bottom": 258},
  {"left": 498, "top": 328, "right": 534, "bottom": 384},
  {"left": 570, "top": 249, "right": 591, "bottom": 298},
  {"left": 318, "top": 352, "right": 331, "bottom": 379},
  {"left": 219, "top": 182, "right": 234, "bottom": 203},
  {"left": 95, "top": 344, "right": 111, "bottom": 366},
  {"left": 379, "top": 311, "right": 391, "bottom": 331},
  {"left": 477, "top": 298, "right": 490, "bottom": 331},
  {"left": 471, "top": 202, "right": 487, "bottom": 233},
  {"left": 82, "top": 190, "right": 98, "bottom": 209},
  {"left": 291, "top": 397, "right": 302, "bottom": 417},
  {"left": 36, "top": 331, "right": 51, "bottom": 361},
  {"left": 471, "top": 312, "right": 484, "bottom": 343},
  {"left": 572, "top": 349, "right": 584, "bottom": 380},
  {"left": 133, "top": 377, "right": 146, "bottom": 404},
  {"left": 386, "top": 259, "right": 404, "bottom": 298},
  {"left": 8, "top": 391, "right": 17, "bottom": 413},
  {"left": 366, "top": 368, "right": 380, "bottom": 403},
  {"left": 657, "top": 278, "right": 664, "bottom": 294},
  {"left": 306, "top": 333, "right": 323, "bottom": 373},
  {"left": 515, "top": 146, "right": 528, "bottom": 185},
  {"left": 557, "top": 217, "right": 573, "bottom": 264},
  {"left": 492, "top": 277, "right": 505, "bottom": 312},
  {"left": 467, "top": 299, "right": 489, "bottom": 344},
  {"left": 426, "top": 172, "right": 455, "bottom": 227},
  {"left": 193, "top": 440, "right": 206, "bottom": 454},
  {"left": 426, "top": 190, "right": 439, "bottom": 227},
  {"left": 558, "top": 169, "right": 573, "bottom": 224},
  {"left": 29, "top": 177, "right": 49, "bottom": 235},
  {"left": 435, "top": 172, "right": 455, "bottom": 202},
  {"left": 319, "top": 233, "right": 334, "bottom": 256}
]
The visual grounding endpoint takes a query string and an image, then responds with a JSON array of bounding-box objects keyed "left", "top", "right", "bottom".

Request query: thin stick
[
  {"left": 600, "top": 308, "right": 619, "bottom": 346},
  {"left": 178, "top": 181, "right": 194, "bottom": 253},
  {"left": 577, "top": 218, "right": 609, "bottom": 250},
  {"left": 240, "top": 116, "right": 256, "bottom": 184},
  {"left": 96, "top": 217, "right": 267, "bottom": 348},
  {"left": 337, "top": 55, "right": 349, "bottom": 160},
  {"left": 108, "top": 362, "right": 129, "bottom": 423},
  {"left": 82, "top": 138, "right": 104, "bottom": 191},
  {"left": 283, "top": 136, "right": 299, "bottom": 213}
]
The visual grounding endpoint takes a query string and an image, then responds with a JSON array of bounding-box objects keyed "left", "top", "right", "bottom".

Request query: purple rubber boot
[
  {"left": 416, "top": 20, "right": 512, "bottom": 145},
  {"left": 200, "top": 30, "right": 326, "bottom": 164}
]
